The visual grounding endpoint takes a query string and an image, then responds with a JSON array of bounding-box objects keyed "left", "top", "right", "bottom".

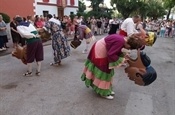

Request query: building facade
[
  {"left": 0, "top": 0, "right": 78, "bottom": 20},
  {"left": 35, "top": 0, "right": 78, "bottom": 18}
]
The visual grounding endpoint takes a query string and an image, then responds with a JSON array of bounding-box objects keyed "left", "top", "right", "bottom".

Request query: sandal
[
  {"left": 50, "top": 62, "right": 61, "bottom": 66},
  {"left": 36, "top": 71, "right": 40, "bottom": 76},
  {"left": 50, "top": 63, "right": 58, "bottom": 66},
  {"left": 23, "top": 71, "right": 32, "bottom": 76}
]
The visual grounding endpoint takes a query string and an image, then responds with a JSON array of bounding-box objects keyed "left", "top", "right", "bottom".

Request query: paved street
[{"left": 0, "top": 34, "right": 174, "bottom": 115}]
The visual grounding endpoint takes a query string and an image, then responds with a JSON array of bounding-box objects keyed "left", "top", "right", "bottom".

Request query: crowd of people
[{"left": 1, "top": 14, "right": 175, "bottom": 52}]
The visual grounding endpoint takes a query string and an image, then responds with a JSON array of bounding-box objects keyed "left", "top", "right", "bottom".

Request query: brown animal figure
[
  {"left": 38, "top": 29, "right": 51, "bottom": 42},
  {"left": 12, "top": 45, "right": 27, "bottom": 65},
  {"left": 125, "top": 50, "right": 157, "bottom": 86}
]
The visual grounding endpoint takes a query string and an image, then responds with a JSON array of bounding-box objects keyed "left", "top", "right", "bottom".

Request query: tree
[
  {"left": 130, "top": 1, "right": 148, "bottom": 19},
  {"left": 78, "top": 0, "right": 86, "bottom": 13},
  {"left": 88, "top": 0, "right": 104, "bottom": 18},
  {"left": 76, "top": 0, "right": 87, "bottom": 18},
  {"left": 0, "top": 13, "right": 10, "bottom": 23},
  {"left": 111, "top": 0, "right": 166, "bottom": 19},
  {"left": 111, "top": 0, "right": 146, "bottom": 19},
  {"left": 163, "top": 0, "right": 175, "bottom": 20},
  {"left": 146, "top": 0, "right": 166, "bottom": 20},
  {"left": 89, "top": 0, "right": 104, "bottom": 12}
]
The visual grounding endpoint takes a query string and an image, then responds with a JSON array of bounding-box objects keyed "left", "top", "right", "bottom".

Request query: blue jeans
[
  {"left": 160, "top": 30, "right": 165, "bottom": 38},
  {"left": 0, "top": 36, "right": 4, "bottom": 48}
]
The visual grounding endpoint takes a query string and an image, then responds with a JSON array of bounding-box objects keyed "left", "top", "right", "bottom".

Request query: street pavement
[{"left": 0, "top": 34, "right": 174, "bottom": 115}]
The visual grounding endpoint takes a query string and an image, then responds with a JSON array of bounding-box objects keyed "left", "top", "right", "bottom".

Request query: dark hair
[
  {"left": 140, "top": 51, "right": 151, "bottom": 67},
  {"left": 15, "top": 17, "right": 23, "bottom": 23},
  {"left": 47, "top": 14, "right": 53, "bottom": 19},
  {"left": 143, "top": 66, "right": 157, "bottom": 86},
  {"left": 127, "top": 36, "right": 142, "bottom": 50},
  {"left": 136, "top": 66, "right": 157, "bottom": 86},
  {"left": 27, "top": 15, "right": 32, "bottom": 20},
  {"left": 23, "top": 17, "right": 26, "bottom": 22},
  {"left": 35, "top": 15, "right": 38, "bottom": 19}
]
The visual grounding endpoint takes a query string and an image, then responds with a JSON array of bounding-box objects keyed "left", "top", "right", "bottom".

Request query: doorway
[{"left": 58, "top": 8, "right": 64, "bottom": 18}]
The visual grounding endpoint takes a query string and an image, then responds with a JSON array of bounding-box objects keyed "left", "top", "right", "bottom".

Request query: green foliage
[
  {"left": 76, "top": 0, "right": 112, "bottom": 20},
  {"left": 162, "top": 0, "right": 175, "bottom": 19},
  {"left": 0, "top": 12, "right": 10, "bottom": 23},
  {"left": 111, "top": 0, "right": 141, "bottom": 19},
  {"left": 78, "top": 0, "right": 86, "bottom": 13},
  {"left": 163, "top": 0, "right": 175, "bottom": 9},
  {"left": 70, "top": 12, "right": 75, "bottom": 22},
  {"left": 146, "top": 0, "right": 166, "bottom": 20},
  {"left": 111, "top": 0, "right": 166, "bottom": 19},
  {"left": 87, "top": 0, "right": 112, "bottom": 18},
  {"left": 89, "top": 0, "right": 104, "bottom": 12}
]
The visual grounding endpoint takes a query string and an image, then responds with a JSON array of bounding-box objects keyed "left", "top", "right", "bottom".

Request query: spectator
[
  {"left": 10, "top": 17, "right": 21, "bottom": 47},
  {"left": 0, "top": 15, "right": 8, "bottom": 51}
]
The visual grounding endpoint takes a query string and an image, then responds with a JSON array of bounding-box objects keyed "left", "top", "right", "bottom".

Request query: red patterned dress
[{"left": 81, "top": 34, "right": 125, "bottom": 96}]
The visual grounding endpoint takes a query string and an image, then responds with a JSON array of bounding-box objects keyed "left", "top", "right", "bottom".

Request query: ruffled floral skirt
[{"left": 81, "top": 43, "right": 114, "bottom": 96}]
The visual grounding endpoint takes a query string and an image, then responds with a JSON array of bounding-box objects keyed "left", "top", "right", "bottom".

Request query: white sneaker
[
  {"left": 111, "top": 91, "right": 115, "bottom": 95},
  {"left": 101, "top": 95, "right": 114, "bottom": 100}
]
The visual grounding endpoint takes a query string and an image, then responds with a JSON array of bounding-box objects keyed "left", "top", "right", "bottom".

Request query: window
[
  {"left": 70, "top": 0, "right": 74, "bottom": 5},
  {"left": 70, "top": 12, "right": 74, "bottom": 15}
]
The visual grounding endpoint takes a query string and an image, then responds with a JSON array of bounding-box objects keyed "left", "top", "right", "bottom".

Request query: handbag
[
  {"left": 38, "top": 30, "right": 51, "bottom": 42},
  {"left": 70, "top": 33, "right": 81, "bottom": 49}
]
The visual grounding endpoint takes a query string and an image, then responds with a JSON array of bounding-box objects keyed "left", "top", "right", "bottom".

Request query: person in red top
[{"left": 34, "top": 16, "right": 44, "bottom": 28}]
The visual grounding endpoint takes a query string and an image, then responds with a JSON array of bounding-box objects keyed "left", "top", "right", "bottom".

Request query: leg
[
  {"left": 162, "top": 30, "right": 165, "bottom": 38},
  {"left": 24, "top": 42, "right": 37, "bottom": 76},
  {"left": 82, "top": 42, "right": 89, "bottom": 54},
  {"left": 0, "top": 37, "right": 4, "bottom": 49},
  {"left": 36, "top": 61, "right": 41, "bottom": 76},
  {"left": 50, "top": 35, "right": 61, "bottom": 65},
  {"left": 0, "top": 36, "right": 6, "bottom": 51},
  {"left": 3, "top": 35, "right": 8, "bottom": 48},
  {"left": 23, "top": 63, "right": 33, "bottom": 76},
  {"left": 35, "top": 41, "right": 44, "bottom": 74},
  {"left": 159, "top": 30, "right": 162, "bottom": 37}
]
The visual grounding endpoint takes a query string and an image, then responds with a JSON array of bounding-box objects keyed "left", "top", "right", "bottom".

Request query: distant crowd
[{"left": 0, "top": 13, "right": 175, "bottom": 52}]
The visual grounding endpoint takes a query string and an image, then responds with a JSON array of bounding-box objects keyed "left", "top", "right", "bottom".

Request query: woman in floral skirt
[{"left": 44, "top": 14, "right": 70, "bottom": 65}]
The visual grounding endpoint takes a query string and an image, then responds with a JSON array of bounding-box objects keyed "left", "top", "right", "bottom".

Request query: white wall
[
  {"left": 35, "top": 5, "right": 58, "bottom": 16},
  {"left": 64, "top": 7, "right": 78, "bottom": 15},
  {"left": 34, "top": 0, "right": 79, "bottom": 16}
]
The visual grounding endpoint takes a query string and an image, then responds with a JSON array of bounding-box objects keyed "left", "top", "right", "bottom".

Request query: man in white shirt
[{"left": 119, "top": 15, "right": 141, "bottom": 37}]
